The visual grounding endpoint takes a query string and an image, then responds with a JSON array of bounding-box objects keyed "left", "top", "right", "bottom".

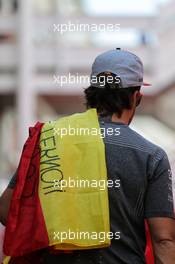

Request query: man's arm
[
  {"left": 148, "top": 217, "right": 175, "bottom": 264},
  {"left": 0, "top": 170, "right": 17, "bottom": 225},
  {"left": 145, "top": 149, "right": 175, "bottom": 263},
  {"left": 0, "top": 187, "right": 13, "bottom": 226}
]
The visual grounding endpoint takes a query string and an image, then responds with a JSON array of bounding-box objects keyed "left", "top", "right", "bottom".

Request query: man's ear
[
  {"left": 135, "top": 91, "right": 143, "bottom": 107},
  {"left": 131, "top": 91, "right": 139, "bottom": 107}
]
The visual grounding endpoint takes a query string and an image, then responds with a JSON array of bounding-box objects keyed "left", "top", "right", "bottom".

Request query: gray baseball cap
[{"left": 90, "top": 48, "right": 151, "bottom": 88}]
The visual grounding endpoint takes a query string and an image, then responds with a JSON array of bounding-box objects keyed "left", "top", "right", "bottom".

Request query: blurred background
[
  {"left": 0, "top": 0, "right": 175, "bottom": 192},
  {"left": 0, "top": 0, "right": 175, "bottom": 259}
]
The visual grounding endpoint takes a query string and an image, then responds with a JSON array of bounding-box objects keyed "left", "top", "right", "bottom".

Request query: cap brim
[{"left": 143, "top": 82, "right": 151, "bottom": 86}]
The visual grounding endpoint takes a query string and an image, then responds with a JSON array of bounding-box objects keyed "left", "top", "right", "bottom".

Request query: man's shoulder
[{"left": 126, "top": 126, "right": 166, "bottom": 158}]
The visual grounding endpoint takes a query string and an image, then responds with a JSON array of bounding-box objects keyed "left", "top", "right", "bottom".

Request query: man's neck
[{"left": 111, "top": 110, "right": 132, "bottom": 125}]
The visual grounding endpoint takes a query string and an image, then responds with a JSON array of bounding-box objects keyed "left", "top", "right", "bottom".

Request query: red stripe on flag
[
  {"left": 145, "top": 221, "right": 154, "bottom": 264},
  {"left": 3, "top": 122, "right": 49, "bottom": 257}
]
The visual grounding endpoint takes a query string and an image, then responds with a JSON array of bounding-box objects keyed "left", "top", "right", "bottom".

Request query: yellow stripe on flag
[
  {"left": 2, "top": 256, "right": 11, "bottom": 264},
  {"left": 39, "top": 109, "right": 110, "bottom": 250}
]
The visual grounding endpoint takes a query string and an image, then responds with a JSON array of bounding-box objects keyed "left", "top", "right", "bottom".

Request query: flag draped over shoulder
[
  {"left": 3, "top": 109, "right": 111, "bottom": 258},
  {"left": 2, "top": 110, "right": 155, "bottom": 264}
]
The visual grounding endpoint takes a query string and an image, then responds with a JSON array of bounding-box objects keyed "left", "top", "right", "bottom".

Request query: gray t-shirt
[{"left": 8, "top": 117, "right": 175, "bottom": 264}]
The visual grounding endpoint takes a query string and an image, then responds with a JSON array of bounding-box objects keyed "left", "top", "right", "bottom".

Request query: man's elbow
[
  {"left": 156, "top": 237, "right": 175, "bottom": 247},
  {"left": 153, "top": 235, "right": 175, "bottom": 263},
  {"left": 153, "top": 230, "right": 175, "bottom": 249}
]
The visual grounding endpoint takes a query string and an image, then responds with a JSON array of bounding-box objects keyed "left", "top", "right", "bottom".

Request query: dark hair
[{"left": 84, "top": 84, "right": 140, "bottom": 117}]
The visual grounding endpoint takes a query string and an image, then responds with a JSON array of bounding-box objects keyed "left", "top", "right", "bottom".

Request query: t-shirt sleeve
[
  {"left": 8, "top": 170, "right": 18, "bottom": 189},
  {"left": 144, "top": 149, "right": 175, "bottom": 219}
]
